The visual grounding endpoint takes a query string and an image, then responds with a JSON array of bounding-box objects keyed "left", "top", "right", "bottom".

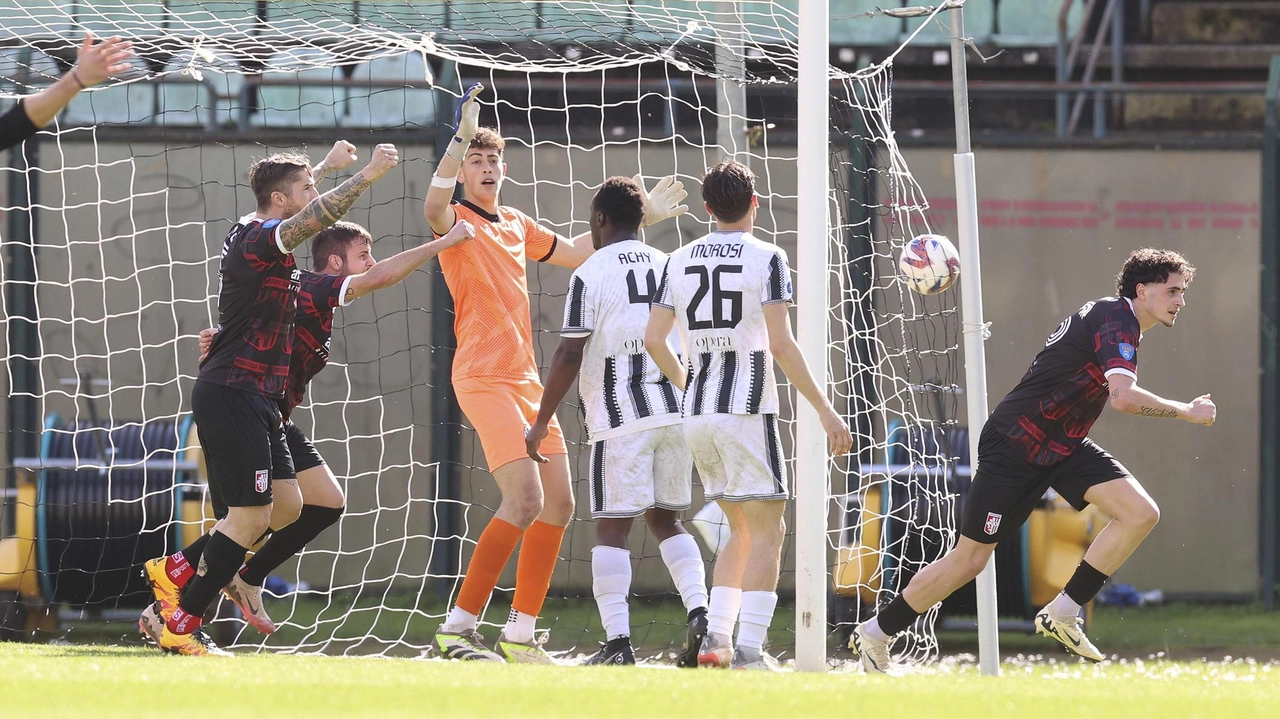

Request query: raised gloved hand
[
  {"left": 635, "top": 174, "right": 689, "bottom": 228},
  {"left": 452, "top": 83, "right": 483, "bottom": 143}
]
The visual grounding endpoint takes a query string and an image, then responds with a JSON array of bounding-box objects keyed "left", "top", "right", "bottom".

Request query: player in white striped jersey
[
  {"left": 646, "top": 159, "right": 853, "bottom": 670},
  {"left": 526, "top": 176, "right": 710, "bottom": 667}
]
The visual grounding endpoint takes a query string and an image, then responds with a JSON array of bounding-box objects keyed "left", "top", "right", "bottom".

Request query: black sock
[
  {"left": 181, "top": 532, "right": 212, "bottom": 567},
  {"left": 1063, "top": 560, "right": 1109, "bottom": 605},
  {"left": 877, "top": 594, "right": 923, "bottom": 636},
  {"left": 176, "top": 531, "right": 249, "bottom": 619},
  {"left": 239, "top": 505, "right": 343, "bottom": 586}
]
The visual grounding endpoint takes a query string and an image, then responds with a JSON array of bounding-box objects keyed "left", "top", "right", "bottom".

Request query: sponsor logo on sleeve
[
  {"left": 984, "top": 512, "right": 1002, "bottom": 536},
  {"left": 1118, "top": 343, "right": 1135, "bottom": 361},
  {"left": 255, "top": 469, "right": 269, "bottom": 494}
]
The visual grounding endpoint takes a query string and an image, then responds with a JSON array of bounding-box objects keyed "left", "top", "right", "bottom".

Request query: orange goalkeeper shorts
[{"left": 454, "top": 375, "right": 567, "bottom": 471}]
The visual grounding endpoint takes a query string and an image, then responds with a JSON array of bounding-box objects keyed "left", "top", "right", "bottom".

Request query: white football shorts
[
  {"left": 683, "top": 413, "right": 788, "bottom": 502},
  {"left": 587, "top": 423, "right": 692, "bottom": 518}
]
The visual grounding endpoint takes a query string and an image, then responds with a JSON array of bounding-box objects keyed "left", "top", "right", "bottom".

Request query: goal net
[{"left": 0, "top": 0, "right": 962, "bottom": 665}]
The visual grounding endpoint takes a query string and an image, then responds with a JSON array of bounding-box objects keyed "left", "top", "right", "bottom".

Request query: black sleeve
[{"left": 0, "top": 101, "right": 40, "bottom": 153}]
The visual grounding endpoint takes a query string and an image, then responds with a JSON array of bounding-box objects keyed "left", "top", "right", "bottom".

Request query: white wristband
[
  {"left": 431, "top": 175, "right": 458, "bottom": 189},
  {"left": 445, "top": 135, "right": 468, "bottom": 162}
]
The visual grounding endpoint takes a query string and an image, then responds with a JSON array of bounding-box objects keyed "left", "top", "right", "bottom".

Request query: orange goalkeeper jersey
[{"left": 438, "top": 199, "right": 561, "bottom": 381}]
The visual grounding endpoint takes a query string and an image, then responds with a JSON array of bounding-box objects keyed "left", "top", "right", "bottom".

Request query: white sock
[
  {"left": 658, "top": 534, "right": 708, "bottom": 612},
  {"left": 1048, "top": 591, "right": 1082, "bottom": 622},
  {"left": 861, "top": 616, "right": 891, "bottom": 643},
  {"left": 735, "top": 591, "right": 778, "bottom": 652},
  {"left": 503, "top": 609, "right": 537, "bottom": 643},
  {"left": 443, "top": 606, "right": 478, "bottom": 633},
  {"left": 592, "top": 545, "right": 632, "bottom": 641},
  {"left": 706, "top": 585, "right": 742, "bottom": 638}
]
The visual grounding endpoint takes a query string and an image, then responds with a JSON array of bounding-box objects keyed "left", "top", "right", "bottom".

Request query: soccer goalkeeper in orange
[{"left": 423, "top": 84, "right": 688, "bottom": 663}]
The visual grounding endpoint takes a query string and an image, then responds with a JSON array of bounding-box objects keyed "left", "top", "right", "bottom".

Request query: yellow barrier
[
  {"left": 1027, "top": 493, "right": 1105, "bottom": 608},
  {"left": 0, "top": 469, "right": 39, "bottom": 598},
  {"left": 834, "top": 485, "right": 883, "bottom": 603},
  {"left": 178, "top": 420, "right": 217, "bottom": 547},
  {"left": 833, "top": 489, "right": 1105, "bottom": 618}
]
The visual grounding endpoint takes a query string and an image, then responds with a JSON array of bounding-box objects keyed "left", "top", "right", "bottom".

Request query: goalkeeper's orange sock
[
  {"left": 450, "top": 517, "right": 523, "bottom": 625},
  {"left": 506, "top": 520, "right": 566, "bottom": 642}
]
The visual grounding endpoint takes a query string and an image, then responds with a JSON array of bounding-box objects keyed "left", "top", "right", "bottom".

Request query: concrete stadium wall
[{"left": 0, "top": 140, "right": 1260, "bottom": 603}]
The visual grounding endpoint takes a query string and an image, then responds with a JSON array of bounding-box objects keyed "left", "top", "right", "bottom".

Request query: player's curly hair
[
  {"left": 592, "top": 176, "right": 646, "bottom": 231},
  {"left": 702, "top": 159, "right": 755, "bottom": 223},
  {"left": 1116, "top": 248, "right": 1196, "bottom": 298},
  {"left": 469, "top": 127, "right": 505, "bottom": 155},
  {"left": 312, "top": 221, "right": 372, "bottom": 272},
  {"left": 248, "top": 153, "right": 312, "bottom": 211}
]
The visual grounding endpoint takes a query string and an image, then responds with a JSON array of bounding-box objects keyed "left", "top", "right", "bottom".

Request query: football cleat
[
  {"left": 585, "top": 636, "right": 636, "bottom": 666},
  {"left": 1035, "top": 607, "right": 1104, "bottom": 662},
  {"left": 495, "top": 630, "right": 558, "bottom": 665},
  {"left": 143, "top": 556, "right": 181, "bottom": 619},
  {"left": 431, "top": 627, "right": 503, "bottom": 662},
  {"left": 730, "top": 646, "right": 781, "bottom": 671},
  {"left": 675, "top": 607, "right": 708, "bottom": 668},
  {"left": 138, "top": 601, "right": 164, "bottom": 646},
  {"left": 222, "top": 572, "right": 276, "bottom": 635},
  {"left": 697, "top": 631, "right": 733, "bottom": 668},
  {"left": 158, "top": 626, "right": 231, "bottom": 657},
  {"left": 850, "top": 623, "right": 891, "bottom": 674}
]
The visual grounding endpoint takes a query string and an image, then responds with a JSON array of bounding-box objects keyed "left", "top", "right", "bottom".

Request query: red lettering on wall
[{"left": 921, "top": 197, "right": 1257, "bottom": 235}]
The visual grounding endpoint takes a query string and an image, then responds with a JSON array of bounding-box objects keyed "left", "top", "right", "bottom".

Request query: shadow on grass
[{"left": 14, "top": 593, "right": 1280, "bottom": 662}]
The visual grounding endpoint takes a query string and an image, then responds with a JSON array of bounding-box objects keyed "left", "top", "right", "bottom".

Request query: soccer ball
[{"left": 898, "top": 234, "right": 960, "bottom": 295}]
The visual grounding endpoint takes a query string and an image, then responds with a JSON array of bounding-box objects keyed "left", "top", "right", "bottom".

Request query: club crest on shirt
[
  {"left": 255, "top": 469, "right": 269, "bottom": 493},
  {"left": 984, "top": 512, "right": 1002, "bottom": 536},
  {"left": 1118, "top": 343, "right": 1135, "bottom": 361}
]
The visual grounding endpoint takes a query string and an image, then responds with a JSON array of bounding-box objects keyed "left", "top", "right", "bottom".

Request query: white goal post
[
  {"left": 793, "top": 0, "right": 831, "bottom": 674},
  {"left": 793, "top": 0, "right": 997, "bottom": 674}
]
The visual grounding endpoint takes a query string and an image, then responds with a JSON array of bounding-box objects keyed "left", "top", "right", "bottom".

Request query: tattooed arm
[
  {"left": 1107, "top": 373, "right": 1216, "bottom": 426},
  {"left": 278, "top": 143, "right": 400, "bottom": 253},
  {"left": 310, "top": 140, "right": 357, "bottom": 184}
]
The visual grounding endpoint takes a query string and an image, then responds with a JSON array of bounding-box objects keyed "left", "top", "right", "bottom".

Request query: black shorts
[
  {"left": 193, "top": 380, "right": 295, "bottom": 519},
  {"left": 960, "top": 421, "right": 1131, "bottom": 544},
  {"left": 284, "top": 420, "right": 326, "bottom": 473}
]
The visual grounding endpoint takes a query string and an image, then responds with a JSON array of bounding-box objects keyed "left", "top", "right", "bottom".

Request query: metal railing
[{"left": 1057, "top": 0, "right": 1127, "bottom": 138}]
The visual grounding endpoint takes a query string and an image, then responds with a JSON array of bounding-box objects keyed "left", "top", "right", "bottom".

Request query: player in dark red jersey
[
  {"left": 139, "top": 141, "right": 400, "bottom": 656},
  {"left": 852, "top": 248, "right": 1216, "bottom": 672},
  {"left": 154, "top": 218, "right": 475, "bottom": 636}
]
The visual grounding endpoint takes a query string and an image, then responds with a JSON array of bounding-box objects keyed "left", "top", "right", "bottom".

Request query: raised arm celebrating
[
  {"left": 278, "top": 143, "right": 399, "bottom": 252},
  {"left": 0, "top": 31, "right": 134, "bottom": 150},
  {"left": 310, "top": 140, "right": 359, "bottom": 184}
]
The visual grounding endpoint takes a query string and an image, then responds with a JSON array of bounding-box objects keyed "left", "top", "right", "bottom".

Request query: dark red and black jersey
[
  {"left": 988, "top": 296, "right": 1140, "bottom": 466},
  {"left": 280, "top": 270, "right": 353, "bottom": 418},
  {"left": 198, "top": 216, "right": 301, "bottom": 398}
]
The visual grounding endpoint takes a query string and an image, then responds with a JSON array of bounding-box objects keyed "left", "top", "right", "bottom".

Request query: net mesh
[{"left": 0, "top": 0, "right": 962, "bottom": 665}]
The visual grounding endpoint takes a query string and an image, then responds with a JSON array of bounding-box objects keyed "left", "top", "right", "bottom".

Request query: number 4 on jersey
[{"left": 627, "top": 268, "right": 656, "bottom": 304}]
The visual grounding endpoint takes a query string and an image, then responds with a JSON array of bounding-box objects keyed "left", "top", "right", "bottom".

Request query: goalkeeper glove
[
  {"left": 635, "top": 174, "right": 689, "bottom": 228},
  {"left": 447, "top": 83, "right": 484, "bottom": 161}
]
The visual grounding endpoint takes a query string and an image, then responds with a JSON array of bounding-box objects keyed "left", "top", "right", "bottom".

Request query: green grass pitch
[{"left": 3, "top": 642, "right": 1276, "bottom": 719}]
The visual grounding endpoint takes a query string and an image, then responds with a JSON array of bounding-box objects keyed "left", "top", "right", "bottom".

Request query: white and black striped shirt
[
  {"left": 652, "top": 231, "right": 793, "bottom": 417},
  {"left": 562, "top": 240, "right": 683, "bottom": 441}
]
